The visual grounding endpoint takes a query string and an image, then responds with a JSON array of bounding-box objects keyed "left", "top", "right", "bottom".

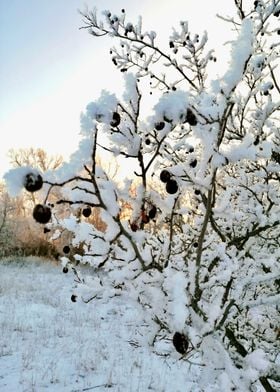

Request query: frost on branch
[{"left": 5, "top": 2, "right": 280, "bottom": 391}]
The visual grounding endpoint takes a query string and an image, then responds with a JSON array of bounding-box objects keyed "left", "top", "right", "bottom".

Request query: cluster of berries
[
  {"left": 130, "top": 205, "right": 157, "bottom": 232},
  {"left": 160, "top": 170, "right": 178, "bottom": 194}
]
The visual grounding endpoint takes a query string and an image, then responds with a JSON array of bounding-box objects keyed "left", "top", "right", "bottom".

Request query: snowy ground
[{"left": 0, "top": 257, "right": 203, "bottom": 392}]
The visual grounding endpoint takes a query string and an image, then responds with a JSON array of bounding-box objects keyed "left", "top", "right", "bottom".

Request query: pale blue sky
[
  {"left": 0, "top": 0, "right": 234, "bottom": 178},
  {"left": 0, "top": 0, "right": 125, "bottom": 122},
  {"left": 1, "top": 1, "right": 84, "bottom": 119}
]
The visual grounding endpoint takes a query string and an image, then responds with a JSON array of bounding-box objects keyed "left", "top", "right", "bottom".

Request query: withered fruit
[
  {"left": 110, "top": 111, "right": 121, "bottom": 127},
  {"left": 148, "top": 205, "right": 157, "bottom": 219},
  {"left": 130, "top": 222, "right": 138, "bottom": 232},
  {"left": 172, "top": 332, "right": 189, "bottom": 354},
  {"left": 190, "top": 159, "right": 197, "bottom": 168},
  {"left": 33, "top": 204, "right": 51, "bottom": 224},
  {"left": 82, "top": 206, "right": 91, "bottom": 218},
  {"left": 24, "top": 172, "right": 43, "bottom": 192},
  {"left": 141, "top": 213, "right": 150, "bottom": 224},
  {"left": 160, "top": 169, "right": 171, "bottom": 183},
  {"left": 185, "top": 108, "right": 197, "bottom": 126},
  {"left": 63, "top": 245, "right": 70, "bottom": 254},
  {"left": 154, "top": 121, "right": 165, "bottom": 131},
  {"left": 71, "top": 294, "right": 77, "bottom": 303},
  {"left": 166, "top": 179, "right": 178, "bottom": 194}
]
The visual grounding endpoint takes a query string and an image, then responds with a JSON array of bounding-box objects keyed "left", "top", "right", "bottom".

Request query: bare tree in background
[{"left": 8, "top": 147, "right": 63, "bottom": 172}]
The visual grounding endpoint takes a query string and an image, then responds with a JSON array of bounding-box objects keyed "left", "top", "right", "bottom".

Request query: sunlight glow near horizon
[{"left": 0, "top": 0, "right": 235, "bottom": 179}]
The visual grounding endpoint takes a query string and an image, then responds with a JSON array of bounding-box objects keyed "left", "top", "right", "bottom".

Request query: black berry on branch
[
  {"left": 130, "top": 222, "right": 138, "bottom": 232},
  {"left": 148, "top": 205, "right": 157, "bottom": 219},
  {"left": 166, "top": 179, "right": 178, "bottom": 194},
  {"left": 160, "top": 170, "right": 171, "bottom": 183},
  {"left": 71, "top": 294, "right": 77, "bottom": 303},
  {"left": 110, "top": 112, "right": 121, "bottom": 127},
  {"left": 82, "top": 207, "right": 92, "bottom": 218},
  {"left": 190, "top": 159, "right": 197, "bottom": 168},
  {"left": 63, "top": 245, "right": 70, "bottom": 254},
  {"left": 24, "top": 172, "right": 43, "bottom": 192},
  {"left": 172, "top": 332, "right": 189, "bottom": 354},
  {"left": 185, "top": 108, "right": 197, "bottom": 126},
  {"left": 154, "top": 121, "right": 165, "bottom": 131},
  {"left": 32, "top": 204, "right": 51, "bottom": 224}
]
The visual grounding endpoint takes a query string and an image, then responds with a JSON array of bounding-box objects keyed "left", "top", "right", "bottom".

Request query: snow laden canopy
[{"left": 4, "top": 2, "right": 280, "bottom": 391}]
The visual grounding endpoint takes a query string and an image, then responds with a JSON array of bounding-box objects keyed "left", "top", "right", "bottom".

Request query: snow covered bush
[{"left": 4, "top": 1, "right": 280, "bottom": 390}]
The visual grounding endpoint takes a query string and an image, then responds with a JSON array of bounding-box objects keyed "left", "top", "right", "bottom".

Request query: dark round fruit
[
  {"left": 190, "top": 159, "right": 197, "bottom": 168},
  {"left": 188, "top": 147, "right": 194, "bottom": 153},
  {"left": 63, "top": 245, "right": 70, "bottom": 254},
  {"left": 32, "top": 204, "right": 51, "bottom": 224},
  {"left": 130, "top": 222, "right": 138, "bottom": 232},
  {"left": 148, "top": 205, "right": 157, "bottom": 219},
  {"left": 141, "top": 214, "right": 150, "bottom": 224},
  {"left": 71, "top": 294, "right": 77, "bottom": 303},
  {"left": 145, "top": 138, "right": 151, "bottom": 145},
  {"left": 172, "top": 332, "right": 189, "bottom": 354},
  {"left": 193, "top": 242, "right": 198, "bottom": 248},
  {"left": 82, "top": 207, "right": 91, "bottom": 218},
  {"left": 154, "top": 121, "right": 165, "bottom": 131},
  {"left": 185, "top": 109, "right": 197, "bottom": 126},
  {"left": 110, "top": 112, "right": 121, "bottom": 127},
  {"left": 160, "top": 169, "right": 171, "bottom": 183},
  {"left": 166, "top": 179, "right": 178, "bottom": 194},
  {"left": 194, "top": 189, "right": 200, "bottom": 195},
  {"left": 63, "top": 266, "right": 68, "bottom": 273},
  {"left": 24, "top": 172, "right": 43, "bottom": 192}
]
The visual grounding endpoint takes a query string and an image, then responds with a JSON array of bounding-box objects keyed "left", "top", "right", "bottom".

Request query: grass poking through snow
[{"left": 0, "top": 257, "right": 200, "bottom": 392}]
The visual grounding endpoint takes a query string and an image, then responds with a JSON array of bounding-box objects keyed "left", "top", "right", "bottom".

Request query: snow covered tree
[
  {"left": 8, "top": 147, "right": 63, "bottom": 172},
  {"left": 4, "top": 1, "right": 280, "bottom": 390}
]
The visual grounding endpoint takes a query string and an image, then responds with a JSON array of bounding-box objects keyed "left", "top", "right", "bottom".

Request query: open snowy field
[{"left": 0, "top": 257, "right": 203, "bottom": 392}]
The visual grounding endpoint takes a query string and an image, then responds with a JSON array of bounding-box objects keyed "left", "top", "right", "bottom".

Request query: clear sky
[{"left": 0, "top": 0, "right": 235, "bottom": 179}]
